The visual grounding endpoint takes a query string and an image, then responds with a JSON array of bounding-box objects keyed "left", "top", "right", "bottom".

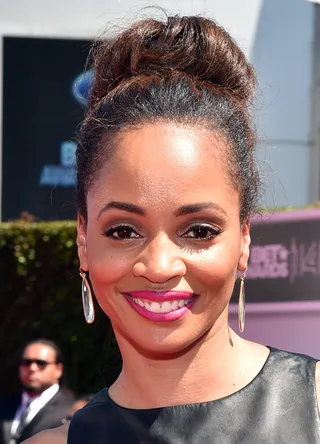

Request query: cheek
[
  {"left": 190, "top": 241, "right": 240, "bottom": 294},
  {"left": 50, "top": 369, "right": 58, "bottom": 380},
  {"left": 86, "top": 233, "right": 134, "bottom": 294}
]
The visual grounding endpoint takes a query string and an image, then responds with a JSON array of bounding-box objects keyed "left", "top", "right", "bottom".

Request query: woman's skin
[{"left": 23, "top": 123, "right": 320, "bottom": 443}]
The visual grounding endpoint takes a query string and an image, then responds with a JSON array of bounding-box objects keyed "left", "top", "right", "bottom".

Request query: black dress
[{"left": 67, "top": 348, "right": 320, "bottom": 443}]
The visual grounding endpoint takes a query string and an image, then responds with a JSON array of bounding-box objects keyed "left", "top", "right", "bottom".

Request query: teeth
[
  {"left": 132, "top": 297, "right": 193, "bottom": 313},
  {"left": 162, "top": 301, "right": 172, "bottom": 312},
  {"left": 171, "top": 300, "right": 179, "bottom": 310},
  {"left": 133, "top": 298, "right": 145, "bottom": 307},
  {"left": 150, "top": 302, "right": 162, "bottom": 313}
]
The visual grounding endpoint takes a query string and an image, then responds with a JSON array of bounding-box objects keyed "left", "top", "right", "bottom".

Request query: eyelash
[
  {"left": 104, "top": 223, "right": 222, "bottom": 242},
  {"left": 181, "top": 224, "right": 223, "bottom": 241},
  {"left": 104, "top": 224, "right": 142, "bottom": 241}
]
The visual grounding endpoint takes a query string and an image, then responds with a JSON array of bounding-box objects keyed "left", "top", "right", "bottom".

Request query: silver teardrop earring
[
  {"left": 238, "top": 269, "right": 247, "bottom": 333},
  {"left": 79, "top": 267, "right": 95, "bottom": 324}
]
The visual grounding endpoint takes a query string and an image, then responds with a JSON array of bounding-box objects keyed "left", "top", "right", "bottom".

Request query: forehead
[
  {"left": 90, "top": 123, "right": 237, "bottom": 212},
  {"left": 23, "top": 344, "right": 56, "bottom": 360},
  {"left": 113, "top": 123, "right": 222, "bottom": 173}
]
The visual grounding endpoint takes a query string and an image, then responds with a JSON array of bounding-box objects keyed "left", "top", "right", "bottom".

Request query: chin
[
  {"left": 23, "top": 384, "right": 42, "bottom": 394},
  {"left": 118, "top": 321, "right": 211, "bottom": 359},
  {"left": 106, "top": 299, "right": 220, "bottom": 358}
]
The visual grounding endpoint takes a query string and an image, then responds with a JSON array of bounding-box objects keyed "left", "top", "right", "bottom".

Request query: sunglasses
[{"left": 20, "top": 358, "right": 57, "bottom": 370}]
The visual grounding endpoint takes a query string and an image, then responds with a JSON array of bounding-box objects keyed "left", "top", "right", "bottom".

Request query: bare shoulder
[
  {"left": 22, "top": 424, "right": 69, "bottom": 444},
  {"left": 316, "top": 361, "right": 320, "bottom": 411}
]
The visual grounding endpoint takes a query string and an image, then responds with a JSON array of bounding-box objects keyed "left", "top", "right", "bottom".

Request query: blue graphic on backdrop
[
  {"left": 72, "top": 70, "right": 94, "bottom": 107},
  {"left": 39, "top": 71, "right": 93, "bottom": 187},
  {"left": 39, "top": 141, "right": 76, "bottom": 187}
]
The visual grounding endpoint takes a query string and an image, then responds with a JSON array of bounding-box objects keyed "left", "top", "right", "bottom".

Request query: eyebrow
[
  {"left": 98, "top": 201, "right": 227, "bottom": 219},
  {"left": 174, "top": 202, "right": 228, "bottom": 218},
  {"left": 98, "top": 201, "right": 146, "bottom": 218}
]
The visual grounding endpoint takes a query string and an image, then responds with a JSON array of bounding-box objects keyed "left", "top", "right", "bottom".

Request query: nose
[
  {"left": 29, "top": 362, "right": 39, "bottom": 371},
  {"left": 133, "top": 233, "right": 186, "bottom": 283}
]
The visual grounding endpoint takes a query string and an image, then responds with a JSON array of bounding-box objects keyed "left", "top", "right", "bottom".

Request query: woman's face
[{"left": 77, "top": 123, "right": 250, "bottom": 356}]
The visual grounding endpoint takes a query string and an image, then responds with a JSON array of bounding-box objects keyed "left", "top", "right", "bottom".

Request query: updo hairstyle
[{"left": 76, "top": 15, "right": 260, "bottom": 222}]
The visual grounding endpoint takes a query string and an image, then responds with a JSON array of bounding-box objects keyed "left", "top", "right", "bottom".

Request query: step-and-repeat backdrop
[
  {"left": 244, "top": 212, "right": 320, "bottom": 303},
  {"left": 1, "top": 36, "right": 91, "bottom": 220}
]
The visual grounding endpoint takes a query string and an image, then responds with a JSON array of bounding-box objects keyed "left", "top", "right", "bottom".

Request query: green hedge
[{"left": 0, "top": 221, "right": 121, "bottom": 397}]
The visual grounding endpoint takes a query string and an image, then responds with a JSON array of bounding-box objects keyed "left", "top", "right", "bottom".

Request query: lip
[{"left": 122, "top": 290, "right": 198, "bottom": 322}]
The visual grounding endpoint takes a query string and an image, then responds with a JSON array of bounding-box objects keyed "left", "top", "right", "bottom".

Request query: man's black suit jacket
[{"left": 0, "top": 387, "right": 75, "bottom": 444}]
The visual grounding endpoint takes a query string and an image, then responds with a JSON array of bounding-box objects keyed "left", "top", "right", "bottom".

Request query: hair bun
[{"left": 90, "top": 15, "right": 255, "bottom": 108}]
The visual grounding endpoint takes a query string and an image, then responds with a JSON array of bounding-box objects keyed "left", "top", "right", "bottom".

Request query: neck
[{"left": 109, "top": 318, "right": 253, "bottom": 409}]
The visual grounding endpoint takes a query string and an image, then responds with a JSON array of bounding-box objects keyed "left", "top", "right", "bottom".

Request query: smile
[
  {"left": 122, "top": 291, "right": 198, "bottom": 322},
  {"left": 132, "top": 297, "right": 194, "bottom": 313}
]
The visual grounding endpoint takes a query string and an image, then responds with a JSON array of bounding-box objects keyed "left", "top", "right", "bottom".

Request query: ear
[
  {"left": 77, "top": 213, "right": 88, "bottom": 271},
  {"left": 55, "top": 363, "right": 63, "bottom": 380},
  {"left": 238, "top": 218, "right": 251, "bottom": 272}
]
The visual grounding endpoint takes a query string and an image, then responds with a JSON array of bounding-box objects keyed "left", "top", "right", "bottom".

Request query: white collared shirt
[{"left": 10, "top": 383, "right": 60, "bottom": 435}]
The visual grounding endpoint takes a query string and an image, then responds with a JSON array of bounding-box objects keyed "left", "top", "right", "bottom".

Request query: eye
[
  {"left": 104, "top": 224, "right": 142, "bottom": 240},
  {"left": 181, "top": 224, "right": 222, "bottom": 241}
]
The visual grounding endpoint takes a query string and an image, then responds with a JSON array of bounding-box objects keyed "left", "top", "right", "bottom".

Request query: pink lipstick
[{"left": 122, "top": 290, "right": 198, "bottom": 322}]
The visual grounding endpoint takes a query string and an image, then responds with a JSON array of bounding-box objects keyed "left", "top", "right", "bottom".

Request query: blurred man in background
[{"left": 0, "top": 339, "right": 74, "bottom": 444}]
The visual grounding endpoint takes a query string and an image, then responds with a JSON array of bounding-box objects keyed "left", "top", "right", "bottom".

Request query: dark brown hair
[{"left": 77, "top": 15, "right": 260, "bottom": 222}]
